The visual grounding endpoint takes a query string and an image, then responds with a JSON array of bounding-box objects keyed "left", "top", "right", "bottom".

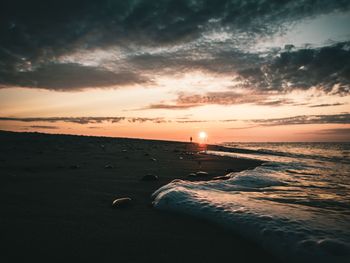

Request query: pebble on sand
[
  {"left": 150, "top": 158, "right": 157, "bottom": 162},
  {"left": 141, "top": 174, "right": 159, "bottom": 181},
  {"left": 112, "top": 197, "right": 132, "bottom": 208},
  {"left": 213, "top": 175, "right": 230, "bottom": 180},
  {"left": 196, "top": 171, "right": 209, "bottom": 176},
  {"left": 188, "top": 173, "right": 197, "bottom": 177}
]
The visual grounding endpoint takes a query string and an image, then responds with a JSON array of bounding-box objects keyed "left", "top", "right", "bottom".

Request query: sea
[{"left": 152, "top": 142, "right": 350, "bottom": 263}]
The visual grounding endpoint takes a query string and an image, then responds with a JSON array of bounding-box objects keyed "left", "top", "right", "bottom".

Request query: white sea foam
[{"left": 152, "top": 143, "right": 350, "bottom": 263}]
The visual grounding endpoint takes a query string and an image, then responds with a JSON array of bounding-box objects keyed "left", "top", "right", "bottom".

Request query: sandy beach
[{"left": 0, "top": 131, "right": 278, "bottom": 263}]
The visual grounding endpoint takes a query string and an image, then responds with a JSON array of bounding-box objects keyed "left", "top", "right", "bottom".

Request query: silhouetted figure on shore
[{"left": 190, "top": 136, "right": 193, "bottom": 143}]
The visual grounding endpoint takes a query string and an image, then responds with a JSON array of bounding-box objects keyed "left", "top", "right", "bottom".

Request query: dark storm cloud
[
  {"left": 0, "top": 63, "right": 150, "bottom": 90},
  {"left": 236, "top": 42, "right": 350, "bottom": 95},
  {"left": 128, "top": 48, "right": 262, "bottom": 75},
  {"left": 139, "top": 41, "right": 350, "bottom": 109},
  {"left": 2, "top": 0, "right": 348, "bottom": 48},
  {"left": 249, "top": 113, "right": 350, "bottom": 126},
  {"left": 1, "top": 0, "right": 349, "bottom": 90}
]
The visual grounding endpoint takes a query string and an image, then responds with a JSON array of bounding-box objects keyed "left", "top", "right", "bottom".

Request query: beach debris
[
  {"left": 122, "top": 149, "right": 128, "bottom": 153},
  {"left": 179, "top": 156, "right": 184, "bottom": 160},
  {"left": 70, "top": 164, "right": 80, "bottom": 169},
  {"left": 150, "top": 158, "right": 157, "bottom": 162},
  {"left": 141, "top": 174, "right": 159, "bottom": 181},
  {"left": 112, "top": 197, "right": 132, "bottom": 208},
  {"left": 104, "top": 164, "right": 114, "bottom": 169}
]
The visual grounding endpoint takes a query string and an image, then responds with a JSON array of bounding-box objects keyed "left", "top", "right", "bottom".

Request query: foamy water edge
[{"left": 152, "top": 144, "right": 350, "bottom": 263}]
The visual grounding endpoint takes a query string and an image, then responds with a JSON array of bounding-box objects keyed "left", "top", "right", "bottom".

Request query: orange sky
[
  {"left": 1, "top": 5, "right": 349, "bottom": 142},
  {"left": 1, "top": 78, "right": 349, "bottom": 142}
]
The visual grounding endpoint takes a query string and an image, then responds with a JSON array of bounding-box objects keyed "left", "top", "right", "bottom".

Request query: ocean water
[{"left": 152, "top": 143, "right": 350, "bottom": 263}]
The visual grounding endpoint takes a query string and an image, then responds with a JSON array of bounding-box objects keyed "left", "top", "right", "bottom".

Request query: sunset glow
[
  {"left": 1, "top": 2, "right": 350, "bottom": 262},
  {"left": 0, "top": 1, "right": 349, "bottom": 142},
  {"left": 199, "top": 131, "right": 207, "bottom": 140}
]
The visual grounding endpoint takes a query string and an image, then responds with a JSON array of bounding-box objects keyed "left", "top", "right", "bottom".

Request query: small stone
[
  {"left": 213, "top": 175, "right": 230, "bottom": 180},
  {"left": 171, "top": 179, "right": 182, "bottom": 183},
  {"left": 196, "top": 171, "right": 209, "bottom": 176},
  {"left": 105, "top": 164, "right": 114, "bottom": 169},
  {"left": 141, "top": 174, "right": 159, "bottom": 181},
  {"left": 122, "top": 149, "right": 127, "bottom": 153},
  {"left": 179, "top": 156, "right": 183, "bottom": 160},
  {"left": 112, "top": 197, "right": 132, "bottom": 208},
  {"left": 150, "top": 158, "right": 157, "bottom": 162}
]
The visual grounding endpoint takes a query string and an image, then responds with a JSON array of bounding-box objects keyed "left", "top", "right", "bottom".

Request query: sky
[{"left": 0, "top": 0, "right": 349, "bottom": 142}]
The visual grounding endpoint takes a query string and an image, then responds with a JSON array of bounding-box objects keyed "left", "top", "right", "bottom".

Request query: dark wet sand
[{"left": 0, "top": 131, "right": 279, "bottom": 263}]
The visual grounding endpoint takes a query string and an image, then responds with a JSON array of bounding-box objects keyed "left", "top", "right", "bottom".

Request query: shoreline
[{"left": 0, "top": 131, "right": 278, "bottom": 262}]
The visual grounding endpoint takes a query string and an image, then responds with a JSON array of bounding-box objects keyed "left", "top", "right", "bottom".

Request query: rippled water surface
[{"left": 153, "top": 143, "right": 350, "bottom": 263}]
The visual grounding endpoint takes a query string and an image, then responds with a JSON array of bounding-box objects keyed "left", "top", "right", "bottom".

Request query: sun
[{"left": 199, "top": 131, "right": 207, "bottom": 140}]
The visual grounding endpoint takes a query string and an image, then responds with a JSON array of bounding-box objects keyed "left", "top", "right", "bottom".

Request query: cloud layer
[
  {"left": 236, "top": 42, "right": 350, "bottom": 95},
  {"left": 248, "top": 113, "right": 350, "bottom": 126},
  {"left": 0, "top": 63, "right": 150, "bottom": 90},
  {"left": 1, "top": 0, "right": 349, "bottom": 93},
  {"left": 1, "top": 113, "right": 350, "bottom": 126},
  {"left": 0, "top": 116, "right": 167, "bottom": 124}
]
